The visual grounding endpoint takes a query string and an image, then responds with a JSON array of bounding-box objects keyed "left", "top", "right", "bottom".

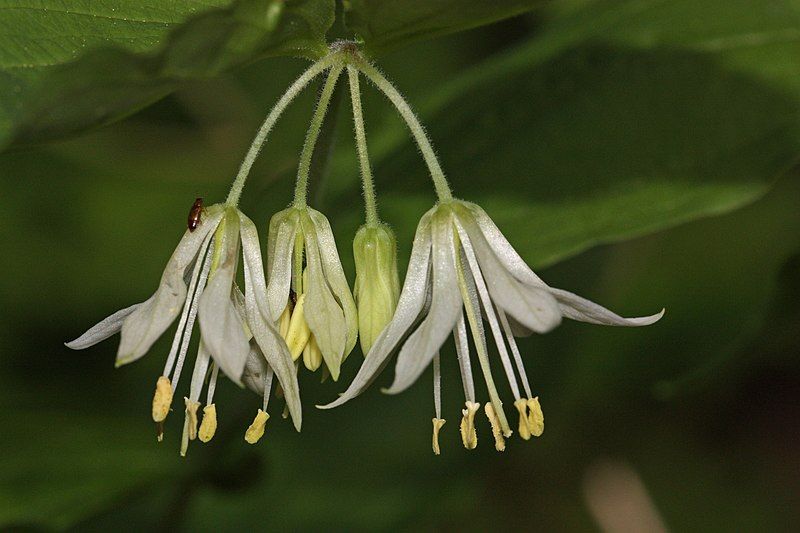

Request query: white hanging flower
[
  {"left": 321, "top": 199, "right": 664, "bottom": 453},
  {"left": 66, "top": 203, "right": 301, "bottom": 454},
  {"left": 265, "top": 205, "right": 357, "bottom": 380}
]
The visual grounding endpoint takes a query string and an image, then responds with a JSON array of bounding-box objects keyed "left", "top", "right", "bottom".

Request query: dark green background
[{"left": 1, "top": 1, "right": 799, "bottom": 530}]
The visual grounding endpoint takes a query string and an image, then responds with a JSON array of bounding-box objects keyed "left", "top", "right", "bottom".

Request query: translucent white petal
[
  {"left": 198, "top": 209, "right": 249, "bottom": 384},
  {"left": 65, "top": 302, "right": 142, "bottom": 350},
  {"left": 242, "top": 341, "right": 270, "bottom": 395},
  {"left": 319, "top": 209, "right": 435, "bottom": 409},
  {"left": 116, "top": 206, "right": 224, "bottom": 365},
  {"left": 265, "top": 210, "right": 299, "bottom": 322},
  {"left": 456, "top": 214, "right": 562, "bottom": 333},
  {"left": 301, "top": 213, "right": 347, "bottom": 380},
  {"left": 463, "top": 202, "right": 548, "bottom": 287},
  {"left": 307, "top": 208, "right": 358, "bottom": 356},
  {"left": 266, "top": 207, "right": 294, "bottom": 278},
  {"left": 240, "top": 212, "right": 302, "bottom": 430},
  {"left": 549, "top": 287, "right": 666, "bottom": 326},
  {"left": 385, "top": 209, "right": 463, "bottom": 394}
]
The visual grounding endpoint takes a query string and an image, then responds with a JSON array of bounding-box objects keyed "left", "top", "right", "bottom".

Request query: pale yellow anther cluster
[
  {"left": 484, "top": 403, "right": 506, "bottom": 452},
  {"left": 245, "top": 409, "right": 270, "bottom": 444},
  {"left": 152, "top": 376, "right": 173, "bottom": 423},
  {"left": 527, "top": 397, "right": 544, "bottom": 437},
  {"left": 431, "top": 418, "right": 446, "bottom": 455},
  {"left": 180, "top": 398, "right": 201, "bottom": 457},
  {"left": 459, "top": 401, "right": 479, "bottom": 450},
  {"left": 199, "top": 404, "right": 217, "bottom": 443},
  {"left": 280, "top": 273, "right": 324, "bottom": 373}
]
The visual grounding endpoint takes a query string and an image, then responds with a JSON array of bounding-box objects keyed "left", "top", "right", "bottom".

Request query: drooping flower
[
  {"left": 321, "top": 199, "right": 664, "bottom": 452},
  {"left": 265, "top": 205, "right": 357, "bottom": 380},
  {"left": 67, "top": 203, "right": 301, "bottom": 454}
]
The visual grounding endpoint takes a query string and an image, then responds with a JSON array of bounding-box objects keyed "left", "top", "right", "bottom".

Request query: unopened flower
[
  {"left": 265, "top": 206, "right": 357, "bottom": 380},
  {"left": 321, "top": 200, "right": 664, "bottom": 452},
  {"left": 67, "top": 203, "right": 301, "bottom": 454},
  {"left": 353, "top": 223, "right": 400, "bottom": 354}
]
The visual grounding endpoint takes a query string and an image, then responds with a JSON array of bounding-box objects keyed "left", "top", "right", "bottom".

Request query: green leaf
[
  {"left": 343, "top": 0, "right": 543, "bottom": 56},
  {"left": 0, "top": 0, "right": 335, "bottom": 148},
  {"left": 349, "top": 0, "right": 800, "bottom": 268}
]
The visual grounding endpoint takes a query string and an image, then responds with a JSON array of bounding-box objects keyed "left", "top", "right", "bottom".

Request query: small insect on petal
[{"left": 188, "top": 197, "right": 204, "bottom": 232}]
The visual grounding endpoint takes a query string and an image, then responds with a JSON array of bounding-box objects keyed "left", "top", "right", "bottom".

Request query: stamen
[
  {"left": 180, "top": 398, "right": 200, "bottom": 457},
  {"left": 457, "top": 223, "right": 521, "bottom": 402},
  {"left": 262, "top": 365, "right": 275, "bottom": 412},
  {"left": 455, "top": 244, "right": 511, "bottom": 436},
  {"left": 453, "top": 314, "right": 475, "bottom": 403},
  {"left": 514, "top": 398, "right": 531, "bottom": 440},
  {"left": 245, "top": 409, "right": 269, "bottom": 444},
  {"left": 432, "top": 418, "right": 446, "bottom": 455},
  {"left": 460, "top": 401, "right": 479, "bottom": 450},
  {"left": 171, "top": 239, "right": 214, "bottom": 391},
  {"left": 279, "top": 304, "right": 292, "bottom": 338},
  {"left": 303, "top": 335, "right": 322, "bottom": 371},
  {"left": 163, "top": 231, "right": 214, "bottom": 377},
  {"left": 527, "top": 397, "right": 544, "bottom": 437},
  {"left": 198, "top": 404, "right": 217, "bottom": 443},
  {"left": 433, "top": 351, "right": 442, "bottom": 420},
  {"left": 151, "top": 375, "right": 173, "bottom": 423},
  {"left": 188, "top": 342, "right": 212, "bottom": 403},
  {"left": 206, "top": 363, "right": 219, "bottom": 405},
  {"left": 484, "top": 402, "right": 506, "bottom": 452},
  {"left": 499, "top": 309, "right": 534, "bottom": 399},
  {"left": 285, "top": 294, "right": 311, "bottom": 360}
]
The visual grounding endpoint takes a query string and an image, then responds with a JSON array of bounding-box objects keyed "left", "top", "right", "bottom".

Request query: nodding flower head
[
  {"left": 265, "top": 205, "right": 357, "bottom": 381},
  {"left": 321, "top": 199, "right": 664, "bottom": 453},
  {"left": 67, "top": 203, "right": 301, "bottom": 455}
]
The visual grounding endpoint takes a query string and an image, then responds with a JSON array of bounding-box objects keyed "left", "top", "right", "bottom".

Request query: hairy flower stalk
[{"left": 321, "top": 46, "right": 665, "bottom": 453}]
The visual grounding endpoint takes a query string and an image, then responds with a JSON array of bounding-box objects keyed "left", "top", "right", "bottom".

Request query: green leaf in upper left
[{"left": 0, "top": 0, "right": 335, "bottom": 148}]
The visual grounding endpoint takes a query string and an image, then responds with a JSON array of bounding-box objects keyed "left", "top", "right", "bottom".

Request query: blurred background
[{"left": 1, "top": 1, "right": 799, "bottom": 530}]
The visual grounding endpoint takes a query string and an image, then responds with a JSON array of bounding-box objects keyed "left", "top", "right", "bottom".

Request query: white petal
[
  {"left": 550, "top": 287, "right": 666, "bottom": 326},
  {"left": 65, "top": 302, "right": 142, "bottom": 350},
  {"left": 116, "top": 206, "right": 224, "bottom": 365},
  {"left": 319, "top": 209, "right": 435, "bottom": 409},
  {"left": 456, "top": 214, "right": 562, "bottom": 333},
  {"left": 302, "top": 214, "right": 347, "bottom": 380},
  {"left": 307, "top": 208, "right": 358, "bottom": 356},
  {"left": 198, "top": 209, "right": 249, "bottom": 384},
  {"left": 265, "top": 210, "right": 299, "bottom": 322},
  {"left": 240, "top": 212, "right": 303, "bottom": 430},
  {"left": 266, "top": 207, "right": 294, "bottom": 278},
  {"left": 464, "top": 202, "right": 548, "bottom": 287},
  {"left": 385, "top": 209, "right": 463, "bottom": 394},
  {"left": 242, "top": 341, "right": 270, "bottom": 395}
]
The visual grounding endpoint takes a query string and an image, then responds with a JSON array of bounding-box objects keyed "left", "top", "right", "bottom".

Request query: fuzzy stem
[
  {"left": 225, "top": 55, "right": 335, "bottom": 207},
  {"left": 293, "top": 65, "right": 344, "bottom": 209},
  {"left": 347, "top": 66, "right": 380, "bottom": 226},
  {"left": 352, "top": 58, "right": 453, "bottom": 202}
]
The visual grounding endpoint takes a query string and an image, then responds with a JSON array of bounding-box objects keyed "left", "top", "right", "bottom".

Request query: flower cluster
[{"left": 67, "top": 42, "right": 663, "bottom": 455}]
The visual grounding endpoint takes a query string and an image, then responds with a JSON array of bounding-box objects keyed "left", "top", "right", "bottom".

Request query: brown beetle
[{"left": 188, "top": 197, "right": 203, "bottom": 231}]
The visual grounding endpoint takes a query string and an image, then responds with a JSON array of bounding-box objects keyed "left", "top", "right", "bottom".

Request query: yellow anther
[
  {"left": 198, "top": 404, "right": 217, "bottom": 443},
  {"left": 303, "top": 335, "right": 323, "bottom": 371},
  {"left": 151, "top": 375, "right": 173, "bottom": 422},
  {"left": 278, "top": 304, "right": 292, "bottom": 338},
  {"left": 285, "top": 294, "right": 311, "bottom": 360},
  {"left": 485, "top": 402, "right": 507, "bottom": 452},
  {"left": 432, "top": 418, "right": 446, "bottom": 455},
  {"left": 185, "top": 398, "right": 200, "bottom": 440},
  {"left": 527, "top": 397, "right": 544, "bottom": 437},
  {"left": 180, "top": 398, "right": 201, "bottom": 457},
  {"left": 514, "top": 398, "right": 531, "bottom": 440},
  {"left": 460, "top": 401, "right": 479, "bottom": 450},
  {"left": 245, "top": 409, "right": 269, "bottom": 444}
]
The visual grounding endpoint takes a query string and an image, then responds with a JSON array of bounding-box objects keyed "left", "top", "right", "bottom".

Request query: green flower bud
[{"left": 353, "top": 223, "right": 400, "bottom": 354}]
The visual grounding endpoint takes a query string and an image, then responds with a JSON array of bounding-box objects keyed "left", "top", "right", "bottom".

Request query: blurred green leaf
[
  {"left": 0, "top": 0, "right": 334, "bottom": 148},
  {"left": 343, "top": 0, "right": 543, "bottom": 56},
  {"left": 336, "top": 0, "right": 800, "bottom": 268}
]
